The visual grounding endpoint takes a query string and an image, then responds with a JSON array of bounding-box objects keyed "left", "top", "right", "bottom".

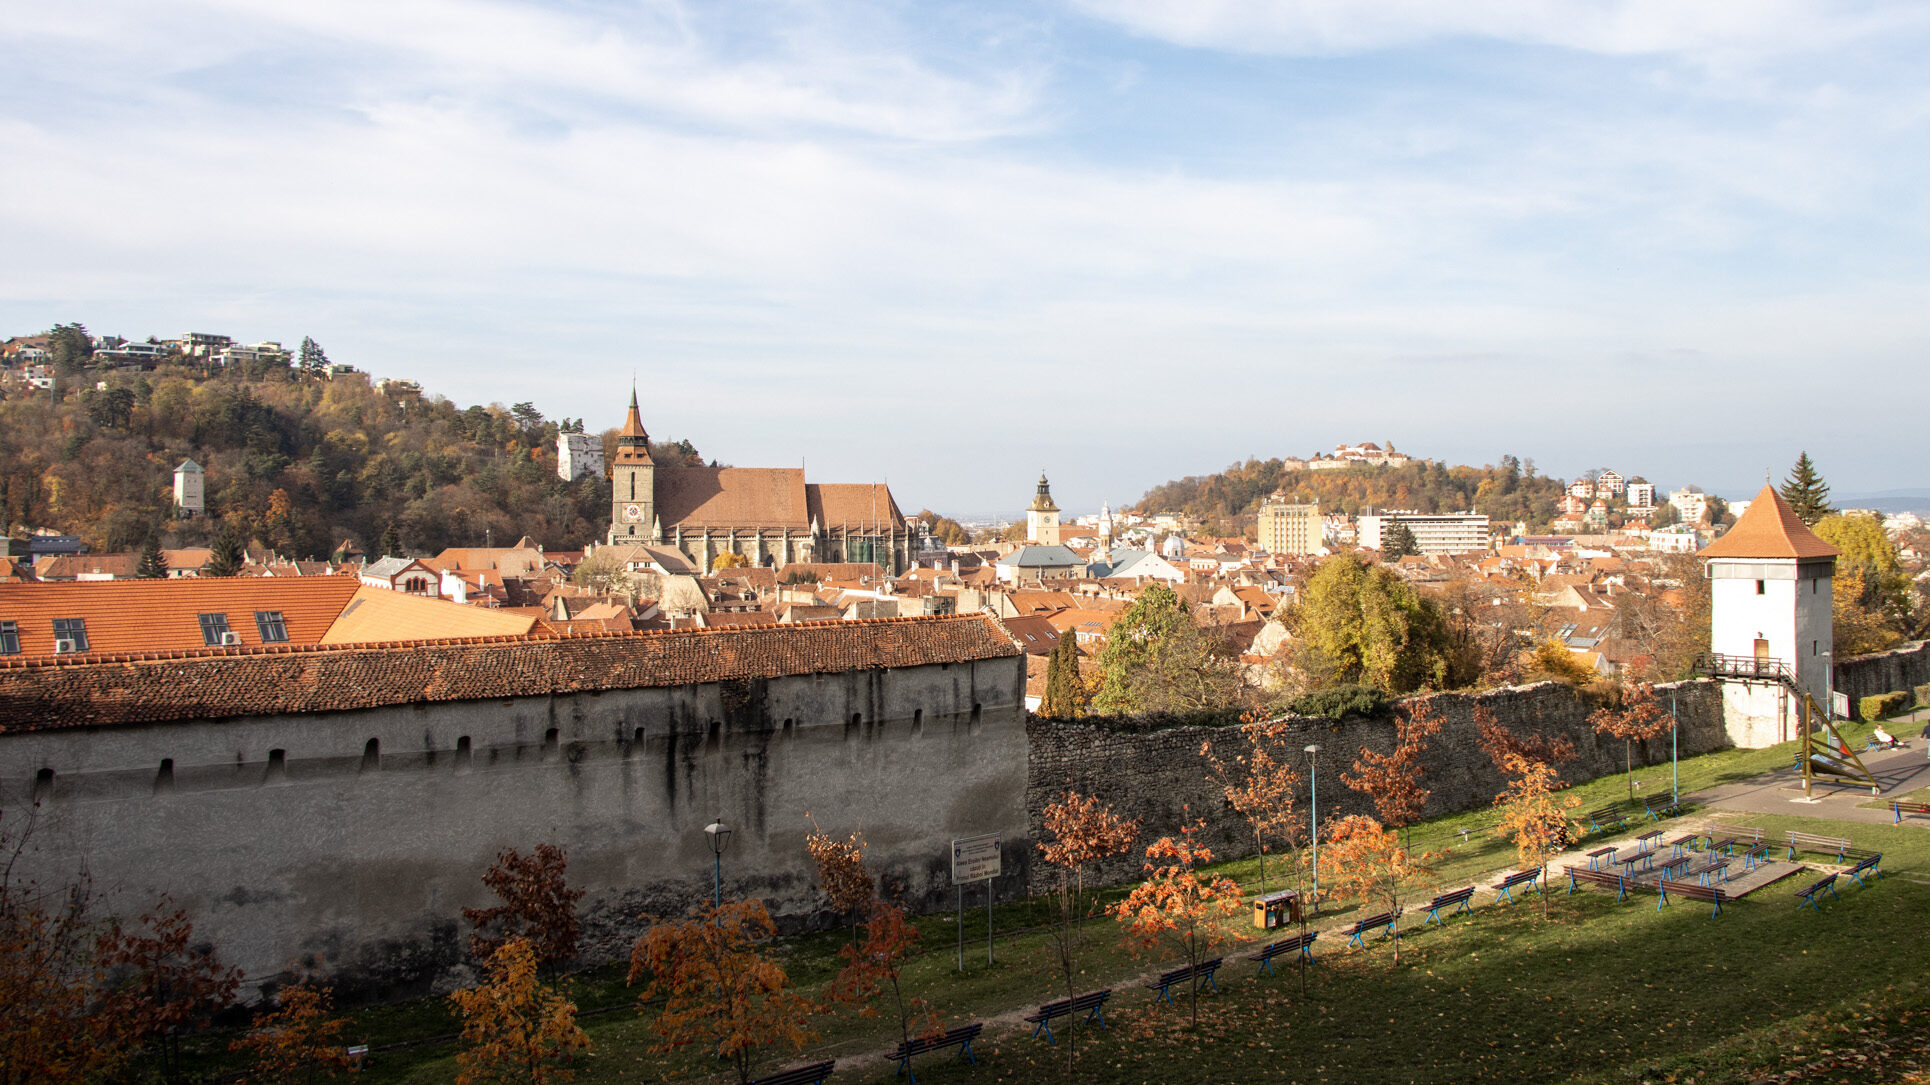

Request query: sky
[{"left": 6, "top": 1, "right": 1930, "bottom": 516}]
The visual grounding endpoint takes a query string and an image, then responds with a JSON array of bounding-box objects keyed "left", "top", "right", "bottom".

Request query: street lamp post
[
  {"left": 1304, "top": 744, "right": 1320, "bottom": 915},
  {"left": 1669, "top": 692, "right": 1679, "bottom": 805},
  {"left": 704, "top": 820, "right": 732, "bottom": 909}
]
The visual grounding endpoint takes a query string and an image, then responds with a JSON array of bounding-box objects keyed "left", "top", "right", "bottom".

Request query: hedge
[{"left": 1858, "top": 690, "right": 1909, "bottom": 722}]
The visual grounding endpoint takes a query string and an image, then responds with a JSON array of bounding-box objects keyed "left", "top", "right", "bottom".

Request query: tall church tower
[
  {"left": 1700, "top": 484, "right": 1839, "bottom": 747},
  {"left": 608, "top": 388, "right": 655, "bottom": 545},
  {"left": 1026, "top": 472, "right": 1062, "bottom": 546},
  {"left": 1098, "top": 501, "right": 1114, "bottom": 548}
]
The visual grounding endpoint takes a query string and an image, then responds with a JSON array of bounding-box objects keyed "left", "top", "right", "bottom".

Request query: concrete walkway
[{"left": 1685, "top": 728, "right": 1930, "bottom": 826}]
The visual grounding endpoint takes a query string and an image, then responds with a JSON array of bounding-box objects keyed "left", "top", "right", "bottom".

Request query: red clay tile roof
[
  {"left": 0, "top": 614, "right": 1021, "bottom": 732},
  {"left": 1698, "top": 485, "right": 1841, "bottom": 560},
  {"left": 808, "top": 482, "right": 905, "bottom": 529},
  {"left": 657, "top": 468, "right": 811, "bottom": 529},
  {"left": 0, "top": 576, "right": 362, "bottom": 658},
  {"left": 36, "top": 553, "right": 140, "bottom": 579}
]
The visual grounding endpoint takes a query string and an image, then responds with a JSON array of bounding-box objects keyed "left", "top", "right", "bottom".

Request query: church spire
[{"left": 618, "top": 384, "right": 650, "bottom": 446}]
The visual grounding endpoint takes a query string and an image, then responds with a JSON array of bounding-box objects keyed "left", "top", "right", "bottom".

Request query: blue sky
[{"left": 6, "top": 1, "right": 1929, "bottom": 515}]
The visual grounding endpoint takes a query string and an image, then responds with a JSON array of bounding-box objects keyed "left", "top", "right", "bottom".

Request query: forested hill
[
  {"left": 1134, "top": 456, "right": 1569, "bottom": 535},
  {"left": 0, "top": 361, "right": 709, "bottom": 558}
]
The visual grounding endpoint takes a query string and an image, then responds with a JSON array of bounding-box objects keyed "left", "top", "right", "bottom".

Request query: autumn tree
[
  {"left": 0, "top": 867, "right": 132, "bottom": 1085},
  {"left": 232, "top": 983, "right": 350, "bottom": 1085},
  {"left": 462, "top": 844, "right": 585, "bottom": 976},
  {"left": 826, "top": 897, "right": 938, "bottom": 1049},
  {"left": 1340, "top": 697, "right": 1443, "bottom": 848},
  {"left": 1320, "top": 815, "right": 1432, "bottom": 964},
  {"left": 1201, "top": 717, "right": 1303, "bottom": 893},
  {"left": 451, "top": 937, "right": 590, "bottom": 1085},
  {"left": 711, "top": 551, "right": 748, "bottom": 570},
  {"left": 1092, "top": 583, "right": 1245, "bottom": 714},
  {"left": 804, "top": 823, "right": 873, "bottom": 949},
  {"left": 1284, "top": 556, "right": 1472, "bottom": 696},
  {"left": 1780, "top": 452, "right": 1834, "bottom": 525},
  {"left": 1478, "top": 709, "right": 1579, "bottom": 917},
  {"left": 98, "top": 899, "right": 243, "bottom": 1078},
  {"left": 1521, "top": 639, "right": 1598, "bottom": 687},
  {"left": 1110, "top": 822, "right": 1244, "bottom": 1027},
  {"left": 1038, "top": 631, "right": 1087, "bottom": 719},
  {"left": 629, "top": 901, "right": 812, "bottom": 1085},
  {"left": 1036, "top": 791, "right": 1138, "bottom": 1075},
  {"left": 1589, "top": 684, "right": 1671, "bottom": 800},
  {"left": 1815, "top": 513, "right": 1912, "bottom": 653}
]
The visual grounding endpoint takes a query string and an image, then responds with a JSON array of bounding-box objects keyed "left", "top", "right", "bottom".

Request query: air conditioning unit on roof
[{"left": 220, "top": 631, "right": 242, "bottom": 647}]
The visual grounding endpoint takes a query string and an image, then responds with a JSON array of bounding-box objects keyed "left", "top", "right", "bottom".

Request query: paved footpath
[{"left": 1685, "top": 715, "right": 1930, "bottom": 826}]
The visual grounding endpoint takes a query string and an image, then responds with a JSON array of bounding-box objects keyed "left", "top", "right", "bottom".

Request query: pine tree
[
  {"left": 1383, "top": 522, "right": 1420, "bottom": 559},
  {"left": 1038, "top": 631, "right": 1086, "bottom": 719},
  {"left": 380, "top": 524, "right": 400, "bottom": 559},
  {"left": 298, "top": 337, "right": 329, "bottom": 380},
  {"left": 1780, "top": 452, "right": 1834, "bottom": 525},
  {"left": 206, "top": 526, "right": 245, "bottom": 577},
  {"left": 135, "top": 536, "right": 169, "bottom": 579}
]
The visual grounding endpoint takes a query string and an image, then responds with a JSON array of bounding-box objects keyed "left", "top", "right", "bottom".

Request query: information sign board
[{"left": 950, "top": 833, "right": 1001, "bottom": 885}]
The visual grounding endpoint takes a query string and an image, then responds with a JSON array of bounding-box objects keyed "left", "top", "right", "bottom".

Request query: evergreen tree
[
  {"left": 381, "top": 523, "right": 401, "bottom": 559},
  {"left": 135, "top": 536, "right": 169, "bottom": 579},
  {"left": 206, "top": 525, "right": 245, "bottom": 577},
  {"left": 1780, "top": 452, "right": 1833, "bottom": 525},
  {"left": 1038, "top": 631, "right": 1086, "bottom": 719},
  {"left": 298, "top": 336, "right": 329, "bottom": 379},
  {"left": 1382, "top": 522, "right": 1420, "bottom": 559}
]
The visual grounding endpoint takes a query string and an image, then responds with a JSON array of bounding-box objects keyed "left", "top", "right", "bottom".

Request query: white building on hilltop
[
  {"left": 173, "top": 460, "right": 205, "bottom": 518},
  {"left": 558, "top": 430, "right": 605, "bottom": 483}
]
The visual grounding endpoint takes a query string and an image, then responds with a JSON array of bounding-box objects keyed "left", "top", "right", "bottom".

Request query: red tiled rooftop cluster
[{"left": 0, "top": 614, "right": 1020, "bottom": 733}]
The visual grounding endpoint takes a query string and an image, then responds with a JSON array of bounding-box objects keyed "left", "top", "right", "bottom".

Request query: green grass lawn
[{"left": 198, "top": 733, "right": 1930, "bottom": 1085}]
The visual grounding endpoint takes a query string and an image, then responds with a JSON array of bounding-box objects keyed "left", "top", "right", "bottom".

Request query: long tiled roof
[
  {"left": 0, "top": 614, "right": 1021, "bottom": 733},
  {"left": 0, "top": 576, "right": 362, "bottom": 658},
  {"left": 657, "top": 467, "right": 811, "bottom": 529}
]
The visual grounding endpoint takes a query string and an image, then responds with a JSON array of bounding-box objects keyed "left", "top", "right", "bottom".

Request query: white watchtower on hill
[
  {"left": 173, "top": 460, "right": 205, "bottom": 518},
  {"left": 1700, "top": 484, "right": 1838, "bottom": 747}
]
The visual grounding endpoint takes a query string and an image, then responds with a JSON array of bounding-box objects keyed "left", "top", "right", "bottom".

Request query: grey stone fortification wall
[
  {"left": 2, "top": 656, "right": 1028, "bottom": 1002},
  {"left": 1833, "top": 641, "right": 1930, "bottom": 714},
  {"left": 1025, "top": 679, "right": 1726, "bottom": 894}
]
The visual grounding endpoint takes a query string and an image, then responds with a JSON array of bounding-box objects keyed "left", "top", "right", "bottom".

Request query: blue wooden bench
[
  {"left": 1643, "top": 795, "right": 1684, "bottom": 820},
  {"left": 1785, "top": 831, "right": 1851, "bottom": 863},
  {"left": 1742, "top": 842, "right": 1773, "bottom": 872},
  {"left": 1657, "top": 878, "right": 1729, "bottom": 917},
  {"left": 1667, "top": 833, "right": 1701, "bottom": 858},
  {"left": 1891, "top": 800, "right": 1930, "bottom": 825},
  {"left": 1246, "top": 932, "right": 1317, "bottom": 975},
  {"left": 887, "top": 1024, "right": 981, "bottom": 1083},
  {"left": 1491, "top": 869, "right": 1541, "bottom": 904},
  {"left": 1422, "top": 887, "right": 1475, "bottom": 925},
  {"left": 1682, "top": 857, "right": 1728, "bottom": 886},
  {"left": 750, "top": 1060, "right": 835, "bottom": 1085},
  {"left": 1794, "top": 873, "right": 1838, "bottom": 911},
  {"left": 1144, "top": 959, "right": 1221, "bottom": 1006},
  {"left": 1563, "top": 864, "right": 1632, "bottom": 902},
  {"left": 1341, "top": 910, "right": 1400, "bottom": 949},
  {"left": 1585, "top": 846, "right": 1617, "bottom": 871},
  {"left": 1635, "top": 829, "right": 1664, "bottom": 853},
  {"left": 1024, "top": 990, "right": 1110, "bottom": 1044},
  {"left": 1844, "top": 852, "right": 1883, "bottom": 888},
  {"left": 1584, "top": 806, "right": 1626, "bottom": 833}
]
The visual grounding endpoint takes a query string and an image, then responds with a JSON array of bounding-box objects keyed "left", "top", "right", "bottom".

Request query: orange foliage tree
[
  {"left": 1478, "top": 708, "right": 1580, "bottom": 917},
  {"left": 1320, "top": 815, "right": 1433, "bottom": 964},
  {"left": 1201, "top": 715, "right": 1303, "bottom": 894},
  {"left": 1340, "top": 697, "right": 1444, "bottom": 848},
  {"left": 450, "top": 937, "right": 591, "bottom": 1085},
  {"left": 804, "top": 822, "right": 873, "bottom": 948},
  {"left": 826, "top": 897, "right": 939, "bottom": 1048},
  {"left": 231, "top": 983, "right": 351, "bottom": 1085},
  {"left": 98, "top": 898, "right": 243, "bottom": 1078},
  {"left": 1036, "top": 791, "right": 1138, "bottom": 1076},
  {"left": 1588, "top": 684, "right": 1671, "bottom": 801},
  {"left": 463, "top": 844, "right": 585, "bottom": 976},
  {"left": 1110, "top": 821, "right": 1244, "bottom": 1027},
  {"left": 629, "top": 900, "right": 813, "bottom": 1085},
  {"left": 0, "top": 876, "right": 134, "bottom": 1085}
]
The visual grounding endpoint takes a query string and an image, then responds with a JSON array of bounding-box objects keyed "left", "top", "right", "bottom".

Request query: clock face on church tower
[{"left": 622, "top": 504, "right": 643, "bottom": 522}]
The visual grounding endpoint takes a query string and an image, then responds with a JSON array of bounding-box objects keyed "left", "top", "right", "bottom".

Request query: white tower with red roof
[{"left": 1700, "top": 484, "right": 1839, "bottom": 747}]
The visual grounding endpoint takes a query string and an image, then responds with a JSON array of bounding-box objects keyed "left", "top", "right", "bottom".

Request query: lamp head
[
  {"left": 704, "top": 820, "right": 732, "bottom": 855},
  {"left": 1304, "top": 744, "right": 1319, "bottom": 754}
]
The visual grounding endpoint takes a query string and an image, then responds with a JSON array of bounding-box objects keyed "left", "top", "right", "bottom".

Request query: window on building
[
  {"left": 51, "top": 618, "right": 88, "bottom": 651},
  {"left": 197, "top": 613, "right": 232, "bottom": 646},
  {"left": 254, "top": 611, "right": 289, "bottom": 643},
  {"left": 0, "top": 620, "right": 18, "bottom": 655},
  {"left": 1756, "top": 580, "right": 1765, "bottom": 595}
]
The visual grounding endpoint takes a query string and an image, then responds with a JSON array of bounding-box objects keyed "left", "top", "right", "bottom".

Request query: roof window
[
  {"left": 254, "top": 611, "right": 289, "bottom": 643},
  {"left": 52, "top": 617, "right": 89, "bottom": 652},
  {"left": 198, "top": 613, "right": 234, "bottom": 646},
  {"left": 0, "top": 620, "right": 17, "bottom": 655}
]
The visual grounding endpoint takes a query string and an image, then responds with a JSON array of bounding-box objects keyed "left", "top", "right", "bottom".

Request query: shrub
[
  {"left": 1858, "top": 691, "right": 1909, "bottom": 721},
  {"left": 1914, "top": 683, "right": 1930, "bottom": 708},
  {"left": 1287, "top": 684, "right": 1388, "bottom": 720}
]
